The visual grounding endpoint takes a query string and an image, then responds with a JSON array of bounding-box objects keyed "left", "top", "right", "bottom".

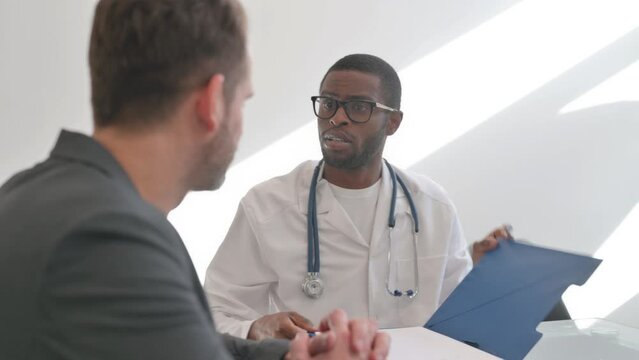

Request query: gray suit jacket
[{"left": 0, "top": 130, "right": 287, "bottom": 360}]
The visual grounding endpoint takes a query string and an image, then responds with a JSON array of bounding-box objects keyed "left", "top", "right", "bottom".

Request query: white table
[{"left": 384, "top": 318, "right": 639, "bottom": 359}]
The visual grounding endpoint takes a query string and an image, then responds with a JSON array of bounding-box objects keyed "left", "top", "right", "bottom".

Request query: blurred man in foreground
[{"left": 0, "top": 1, "right": 388, "bottom": 359}]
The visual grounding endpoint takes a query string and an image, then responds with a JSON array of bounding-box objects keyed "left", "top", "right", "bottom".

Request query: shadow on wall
[
  {"left": 238, "top": 0, "right": 523, "bottom": 163},
  {"left": 408, "top": 26, "right": 639, "bottom": 254},
  {"left": 607, "top": 293, "right": 639, "bottom": 328}
]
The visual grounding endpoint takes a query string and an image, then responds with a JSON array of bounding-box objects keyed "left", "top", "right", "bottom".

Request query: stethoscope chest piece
[{"left": 302, "top": 272, "right": 324, "bottom": 299}]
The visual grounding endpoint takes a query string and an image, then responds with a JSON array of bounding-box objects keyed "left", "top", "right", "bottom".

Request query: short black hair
[
  {"left": 320, "top": 54, "right": 402, "bottom": 109},
  {"left": 90, "top": 0, "right": 247, "bottom": 127}
]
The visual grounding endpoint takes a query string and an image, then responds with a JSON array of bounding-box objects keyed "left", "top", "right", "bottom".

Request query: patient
[{"left": 0, "top": 1, "right": 388, "bottom": 359}]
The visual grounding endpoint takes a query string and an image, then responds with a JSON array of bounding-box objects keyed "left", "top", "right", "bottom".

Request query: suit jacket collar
[{"left": 50, "top": 130, "right": 138, "bottom": 194}]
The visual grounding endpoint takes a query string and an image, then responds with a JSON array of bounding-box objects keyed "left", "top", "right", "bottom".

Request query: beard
[
  {"left": 201, "top": 165, "right": 228, "bottom": 191},
  {"left": 321, "top": 125, "right": 387, "bottom": 169},
  {"left": 191, "top": 121, "right": 236, "bottom": 191}
]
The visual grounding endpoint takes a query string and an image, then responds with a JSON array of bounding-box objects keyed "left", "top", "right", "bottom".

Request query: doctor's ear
[
  {"left": 196, "top": 73, "right": 226, "bottom": 135},
  {"left": 385, "top": 110, "right": 403, "bottom": 136}
]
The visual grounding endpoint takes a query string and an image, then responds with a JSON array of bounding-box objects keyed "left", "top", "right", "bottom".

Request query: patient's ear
[{"left": 196, "top": 74, "right": 226, "bottom": 135}]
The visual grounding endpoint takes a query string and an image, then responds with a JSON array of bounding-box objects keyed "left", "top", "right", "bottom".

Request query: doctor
[{"left": 204, "top": 54, "right": 507, "bottom": 340}]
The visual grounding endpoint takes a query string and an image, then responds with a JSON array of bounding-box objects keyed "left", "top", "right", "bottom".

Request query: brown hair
[{"left": 89, "top": 0, "right": 247, "bottom": 127}]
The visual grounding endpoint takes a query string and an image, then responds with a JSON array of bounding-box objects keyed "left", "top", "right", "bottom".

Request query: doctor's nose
[{"left": 330, "top": 106, "right": 350, "bottom": 127}]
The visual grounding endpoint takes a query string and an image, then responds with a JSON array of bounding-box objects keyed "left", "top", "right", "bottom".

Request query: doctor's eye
[
  {"left": 347, "top": 101, "right": 372, "bottom": 114},
  {"left": 320, "top": 99, "right": 336, "bottom": 110}
]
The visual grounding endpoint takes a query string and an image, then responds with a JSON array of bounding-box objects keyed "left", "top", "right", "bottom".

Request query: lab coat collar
[
  {"left": 297, "top": 160, "right": 407, "bottom": 216},
  {"left": 297, "top": 160, "right": 329, "bottom": 215},
  {"left": 296, "top": 159, "right": 410, "bottom": 249}
]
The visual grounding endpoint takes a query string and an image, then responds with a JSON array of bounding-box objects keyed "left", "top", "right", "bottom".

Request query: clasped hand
[{"left": 284, "top": 309, "right": 390, "bottom": 360}]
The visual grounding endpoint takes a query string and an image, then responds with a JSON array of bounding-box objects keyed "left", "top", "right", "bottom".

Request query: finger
[
  {"left": 280, "top": 320, "right": 309, "bottom": 340},
  {"left": 484, "top": 236, "right": 500, "bottom": 250},
  {"left": 289, "top": 312, "right": 318, "bottom": 332},
  {"left": 472, "top": 236, "right": 498, "bottom": 265},
  {"left": 319, "top": 308, "right": 349, "bottom": 332},
  {"left": 476, "top": 236, "right": 498, "bottom": 251},
  {"left": 369, "top": 332, "right": 391, "bottom": 360},
  {"left": 308, "top": 331, "right": 336, "bottom": 356},
  {"left": 493, "top": 228, "right": 510, "bottom": 240},
  {"left": 287, "top": 332, "right": 310, "bottom": 360},
  {"left": 503, "top": 224, "right": 514, "bottom": 238},
  {"left": 493, "top": 224, "right": 514, "bottom": 240},
  {"left": 330, "top": 309, "right": 349, "bottom": 331},
  {"left": 349, "top": 319, "right": 377, "bottom": 353},
  {"left": 318, "top": 318, "right": 330, "bottom": 332}
]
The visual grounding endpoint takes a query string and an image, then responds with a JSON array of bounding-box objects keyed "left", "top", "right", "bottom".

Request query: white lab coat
[{"left": 204, "top": 160, "right": 472, "bottom": 338}]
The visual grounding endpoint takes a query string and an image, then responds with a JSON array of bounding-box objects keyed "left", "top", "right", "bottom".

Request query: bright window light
[
  {"left": 563, "top": 203, "right": 639, "bottom": 320},
  {"left": 560, "top": 60, "right": 639, "bottom": 114},
  {"left": 386, "top": 0, "right": 639, "bottom": 168}
]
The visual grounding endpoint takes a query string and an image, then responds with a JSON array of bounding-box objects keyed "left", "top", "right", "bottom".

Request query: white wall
[
  {"left": 0, "top": 0, "right": 95, "bottom": 179},
  {"left": 1, "top": 0, "right": 637, "bottom": 327}
]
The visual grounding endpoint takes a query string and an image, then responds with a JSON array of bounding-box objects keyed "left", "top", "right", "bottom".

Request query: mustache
[{"left": 321, "top": 127, "right": 354, "bottom": 142}]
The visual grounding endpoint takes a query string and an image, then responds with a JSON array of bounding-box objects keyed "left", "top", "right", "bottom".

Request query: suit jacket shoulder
[{"left": 0, "top": 131, "right": 287, "bottom": 360}]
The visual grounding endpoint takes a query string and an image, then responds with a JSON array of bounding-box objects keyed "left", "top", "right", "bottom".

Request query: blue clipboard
[{"left": 425, "top": 240, "right": 601, "bottom": 360}]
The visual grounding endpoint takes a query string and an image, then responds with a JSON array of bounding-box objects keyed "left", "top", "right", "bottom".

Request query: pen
[{"left": 503, "top": 224, "right": 514, "bottom": 239}]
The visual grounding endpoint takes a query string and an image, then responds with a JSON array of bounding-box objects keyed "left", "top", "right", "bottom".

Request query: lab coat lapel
[
  {"left": 316, "top": 179, "right": 366, "bottom": 246},
  {"left": 297, "top": 161, "right": 368, "bottom": 247},
  {"left": 298, "top": 161, "right": 331, "bottom": 215}
]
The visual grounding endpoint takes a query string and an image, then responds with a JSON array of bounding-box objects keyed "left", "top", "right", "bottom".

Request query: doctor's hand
[
  {"left": 471, "top": 224, "right": 514, "bottom": 265},
  {"left": 248, "top": 311, "right": 317, "bottom": 340},
  {"left": 285, "top": 309, "right": 390, "bottom": 360}
]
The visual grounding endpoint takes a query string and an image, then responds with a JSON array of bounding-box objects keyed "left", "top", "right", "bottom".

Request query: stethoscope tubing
[
  {"left": 305, "top": 159, "right": 420, "bottom": 299},
  {"left": 307, "top": 163, "right": 322, "bottom": 274}
]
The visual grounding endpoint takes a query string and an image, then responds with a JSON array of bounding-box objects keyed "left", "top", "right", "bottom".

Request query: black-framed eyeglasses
[{"left": 311, "top": 96, "right": 400, "bottom": 124}]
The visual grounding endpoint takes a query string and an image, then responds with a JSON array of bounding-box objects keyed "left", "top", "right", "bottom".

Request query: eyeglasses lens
[{"left": 313, "top": 97, "right": 372, "bottom": 123}]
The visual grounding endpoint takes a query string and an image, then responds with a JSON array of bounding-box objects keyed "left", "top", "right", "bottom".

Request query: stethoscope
[{"left": 302, "top": 159, "right": 421, "bottom": 299}]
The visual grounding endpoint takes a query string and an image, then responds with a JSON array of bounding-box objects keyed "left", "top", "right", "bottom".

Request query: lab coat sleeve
[
  {"left": 438, "top": 207, "right": 473, "bottom": 305},
  {"left": 204, "top": 201, "right": 278, "bottom": 338}
]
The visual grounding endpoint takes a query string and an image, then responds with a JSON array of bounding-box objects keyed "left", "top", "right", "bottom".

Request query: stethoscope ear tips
[{"left": 393, "top": 290, "right": 402, "bottom": 297}]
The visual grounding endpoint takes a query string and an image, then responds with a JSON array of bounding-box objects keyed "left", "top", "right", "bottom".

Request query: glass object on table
[{"left": 525, "top": 318, "right": 639, "bottom": 359}]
